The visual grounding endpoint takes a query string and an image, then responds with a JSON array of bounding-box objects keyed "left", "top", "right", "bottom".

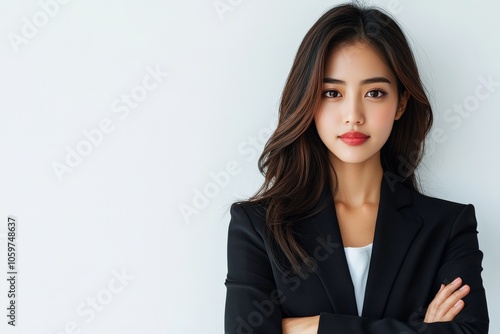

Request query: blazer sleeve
[
  {"left": 317, "top": 204, "right": 489, "bottom": 334},
  {"left": 224, "top": 203, "right": 283, "bottom": 333}
]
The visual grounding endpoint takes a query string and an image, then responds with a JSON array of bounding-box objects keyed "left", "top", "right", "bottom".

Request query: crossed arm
[{"left": 282, "top": 277, "right": 471, "bottom": 333}]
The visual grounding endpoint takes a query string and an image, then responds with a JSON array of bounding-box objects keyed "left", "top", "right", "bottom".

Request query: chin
[
  {"left": 337, "top": 157, "right": 374, "bottom": 164},
  {"left": 330, "top": 150, "right": 381, "bottom": 165}
]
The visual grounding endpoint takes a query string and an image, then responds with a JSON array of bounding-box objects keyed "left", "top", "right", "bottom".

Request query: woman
[{"left": 224, "top": 3, "right": 488, "bottom": 333}]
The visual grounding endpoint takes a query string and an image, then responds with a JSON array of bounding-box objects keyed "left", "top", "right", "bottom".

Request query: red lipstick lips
[{"left": 339, "top": 131, "right": 369, "bottom": 146}]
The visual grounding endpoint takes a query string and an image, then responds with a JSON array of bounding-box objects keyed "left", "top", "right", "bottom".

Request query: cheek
[
  {"left": 314, "top": 107, "right": 342, "bottom": 136},
  {"left": 369, "top": 106, "right": 397, "bottom": 135}
]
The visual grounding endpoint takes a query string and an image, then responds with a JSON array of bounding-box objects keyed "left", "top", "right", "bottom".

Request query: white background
[{"left": 0, "top": 0, "right": 498, "bottom": 333}]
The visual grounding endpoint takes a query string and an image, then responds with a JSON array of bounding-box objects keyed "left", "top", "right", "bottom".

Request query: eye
[
  {"left": 323, "top": 90, "right": 342, "bottom": 98},
  {"left": 365, "top": 89, "right": 386, "bottom": 98}
]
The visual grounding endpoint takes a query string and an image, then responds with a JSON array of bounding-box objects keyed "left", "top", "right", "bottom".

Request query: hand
[
  {"left": 282, "top": 315, "right": 320, "bottom": 334},
  {"left": 424, "top": 277, "right": 470, "bottom": 323}
]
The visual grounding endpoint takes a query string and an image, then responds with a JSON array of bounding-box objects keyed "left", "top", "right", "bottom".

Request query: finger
[
  {"left": 282, "top": 318, "right": 292, "bottom": 334},
  {"left": 424, "top": 278, "right": 468, "bottom": 322},
  {"left": 425, "top": 279, "right": 461, "bottom": 321},
  {"left": 433, "top": 284, "right": 470, "bottom": 321},
  {"left": 434, "top": 278, "right": 463, "bottom": 304},
  {"left": 441, "top": 299, "right": 465, "bottom": 322}
]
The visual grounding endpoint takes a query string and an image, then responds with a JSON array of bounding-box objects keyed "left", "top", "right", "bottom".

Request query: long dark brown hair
[{"left": 235, "top": 2, "right": 433, "bottom": 278}]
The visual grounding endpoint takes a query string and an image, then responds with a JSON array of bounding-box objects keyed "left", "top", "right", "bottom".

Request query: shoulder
[
  {"left": 409, "top": 185, "right": 473, "bottom": 212},
  {"left": 412, "top": 187, "right": 470, "bottom": 210},
  {"left": 230, "top": 200, "right": 267, "bottom": 219},
  {"left": 402, "top": 183, "right": 478, "bottom": 231},
  {"left": 229, "top": 200, "right": 267, "bottom": 225},
  {"left": 384, "top": 178, "right": 475, "bottom": 221},
  {"left": 228, "top": 200, "right": 268, "bottom": 241}
]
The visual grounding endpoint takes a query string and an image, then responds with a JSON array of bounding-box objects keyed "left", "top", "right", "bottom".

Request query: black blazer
[{"left": 224, "top": 178, "right": 489, "bottom": 333}]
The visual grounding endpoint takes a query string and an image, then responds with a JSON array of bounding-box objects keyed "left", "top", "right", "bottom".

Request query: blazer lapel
[
  {"left": 297, "top": 183, "right": 357, "bottom": 315},
  {"left": 361, "top": 178, "right": 422, "bottom": 318},
  {"left": 297, "top": 177, "right": 422, "bottom": 317}
]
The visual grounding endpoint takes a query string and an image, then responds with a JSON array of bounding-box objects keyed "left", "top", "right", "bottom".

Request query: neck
[{"left": 329, "top": 152, "right": 383, "bottom": 207}]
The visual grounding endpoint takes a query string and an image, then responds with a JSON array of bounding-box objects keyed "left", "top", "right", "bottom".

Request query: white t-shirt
[{"left": 344, "top": 243, "right": 373, "bottom": 316}]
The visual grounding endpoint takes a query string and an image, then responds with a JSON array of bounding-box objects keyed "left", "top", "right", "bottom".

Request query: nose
[{"left": 343, "top": 97, "right": 365, "bottom": 125}]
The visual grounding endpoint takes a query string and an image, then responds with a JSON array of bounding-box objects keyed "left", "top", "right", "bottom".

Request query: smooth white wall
[{"left": 0, "top": 0, "right": 498, "bottom": 333}]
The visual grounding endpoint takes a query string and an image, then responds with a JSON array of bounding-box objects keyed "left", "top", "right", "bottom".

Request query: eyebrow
[{"left": 323, "top": 77, "right": 392, "bottom": 85}]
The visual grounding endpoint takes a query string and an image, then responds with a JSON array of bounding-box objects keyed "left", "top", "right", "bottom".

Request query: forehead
[{"left": 324, "top": 41, "right": 396, "bottom": 81}]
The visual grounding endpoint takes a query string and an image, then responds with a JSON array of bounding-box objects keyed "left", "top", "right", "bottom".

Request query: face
[{"left": 314, "top": 41, "right": 407, "bottom": 166}]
